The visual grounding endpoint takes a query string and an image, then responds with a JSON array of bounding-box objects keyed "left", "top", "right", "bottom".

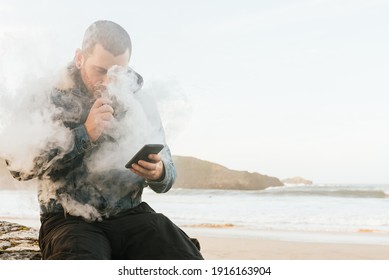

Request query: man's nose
[{"left": 101, "top": 75, "right": 109, "bottom": 87}]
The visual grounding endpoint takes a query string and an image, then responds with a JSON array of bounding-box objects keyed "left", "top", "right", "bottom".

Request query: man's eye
[{"left": 96, "top": 68, "right": 107, "bottom": 74}]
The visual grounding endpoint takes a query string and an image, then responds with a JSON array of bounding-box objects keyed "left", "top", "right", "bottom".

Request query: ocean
[{"left": 1, "top": 184, "right": 389, "bottom": 245}]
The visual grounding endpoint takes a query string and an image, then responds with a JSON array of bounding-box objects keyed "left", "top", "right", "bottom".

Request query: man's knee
[
  {"left": 147, "top": 213, "right": 204, "bottom": 259},
  {"left": 39, "top": 215, "right": 111, "bottom": 260}
]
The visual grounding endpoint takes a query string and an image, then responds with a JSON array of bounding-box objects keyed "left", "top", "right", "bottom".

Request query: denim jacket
[{"left": 9, "top": 64, "right": 176, "bottom": 221}]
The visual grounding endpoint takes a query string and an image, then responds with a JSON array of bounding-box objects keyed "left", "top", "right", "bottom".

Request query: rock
[
  {"left": 282, "top": 177, "right": 313, "bottom": 185},
  {"left": 173, "top": 156, "right": 283, "bottom": 190},
  {"left": 0, "top": 221, "right": 41, "bottom": 260},
  {"left": 0, "top": 240, "right": 11, "bottom": 249}
]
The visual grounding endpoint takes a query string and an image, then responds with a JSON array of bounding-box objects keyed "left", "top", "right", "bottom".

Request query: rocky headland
[{"left": 173, "top": 156, "right": 283, "bottom": 190}]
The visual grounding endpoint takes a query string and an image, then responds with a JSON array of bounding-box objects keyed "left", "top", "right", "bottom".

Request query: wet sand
[{"left": 197, "top": 235, "right": 389, "bottom": 260}]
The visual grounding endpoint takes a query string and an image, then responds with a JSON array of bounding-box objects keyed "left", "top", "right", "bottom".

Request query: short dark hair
[{"left": 82, "top": 20, "right": 132, "bottom": 56}]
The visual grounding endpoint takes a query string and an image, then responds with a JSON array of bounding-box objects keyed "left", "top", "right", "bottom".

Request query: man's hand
[
  {"left": 84, "top": 97, "right": 114, "bottom": 142},
  {"left": 129, "top": 153, "right": 165, "bottom": 181}
]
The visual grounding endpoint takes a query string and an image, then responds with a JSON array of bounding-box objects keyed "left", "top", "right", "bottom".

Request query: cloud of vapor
[
  {"left": 85, "top": 67, "right": 193, "bottom": 174},
  {"left": 85, "top": 66, "right": 166, "bottom": 173},
  {"left": 143, "top": 80, "right": 193, "bottom": 146},
  {"left": 0, "top": 80, "right": 73, "bottom": 173},
  {"left": 0, "top": 30, "right": 192, "bottom": 220},
  {"left": 0, "top": 32, "right": 166, "bottom": 176},
  {"left": 0, "top": 31, "right": 72, "bottom": 179}
]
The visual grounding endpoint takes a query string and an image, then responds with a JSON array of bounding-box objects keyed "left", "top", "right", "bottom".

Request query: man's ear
[{"left": 74, "top": 48, "right": 84, "bottom": 69}]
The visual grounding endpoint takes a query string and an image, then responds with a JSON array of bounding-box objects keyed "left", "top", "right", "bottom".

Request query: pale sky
[{"left": 0, "top": 0, "right": 388, "bottom": 184}]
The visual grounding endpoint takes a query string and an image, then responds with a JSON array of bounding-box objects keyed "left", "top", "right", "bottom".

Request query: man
[{"left": 9, "top": 20, "right": 203, "bottom": 260}]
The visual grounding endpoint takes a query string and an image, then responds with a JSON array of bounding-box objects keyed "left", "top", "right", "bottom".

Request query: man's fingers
[
  {"left": 101, "top": 113, "right": 114, "bottom": 121},
  {"left": 96, "top": 104, "right": 114, "bottom": 115},
  {"left": 92, "top": 97, "right": 112, "bottom": 109},
  {"left": 84, "top": 98, "right": 115, "bottom": 142},
  {"left": 130, "top": 160, "right": 163, "bottom": 181},
  {"left": 130, "top": 164, "right": 156, "bottom": 177},
  {"left": 148, "top": 154, "right": 161, "bottom": 162},
  {"left": 137, "top": 160, "right": 157, "bottom": 170}
]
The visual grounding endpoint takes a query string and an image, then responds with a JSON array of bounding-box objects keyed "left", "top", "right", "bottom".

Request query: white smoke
[
  {"left": 85, "top": 66, "right": 165, "bottom": 173},
  {"left": 0, "top": 31, "right": 72, "bottom": 179},
  {"left": 0, "top": 80, "right": 73, "bottom": 174},
  {"left": 0, "top": 30, "right": 192, "bottom": 221},
  {"left": 59, "top": 193, "right": 103, "bottom": 222},
  {"left": 143, "top": 80, "right": 193, "bottom": 146}
]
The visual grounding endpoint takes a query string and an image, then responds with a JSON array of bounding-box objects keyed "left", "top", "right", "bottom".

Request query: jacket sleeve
[
  {"left": 146, "top": 145, "right": 177, "bottom": 193},
  {"left": 8, "top": 124, "right": 94, "bottom": 181}
]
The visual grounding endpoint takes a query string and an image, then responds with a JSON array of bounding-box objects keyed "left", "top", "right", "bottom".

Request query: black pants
[{"left": 39, "top": 202, "right": 203, "bottom": 260}]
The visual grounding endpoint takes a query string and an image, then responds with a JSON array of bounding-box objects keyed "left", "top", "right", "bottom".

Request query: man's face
[{"left": 78, "top": 43, "right": 130, "bottom": 98}]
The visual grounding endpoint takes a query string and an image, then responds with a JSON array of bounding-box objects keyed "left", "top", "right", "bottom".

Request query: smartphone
[{"left": 125, "top": 144, "right": 164, "bottom": 168}]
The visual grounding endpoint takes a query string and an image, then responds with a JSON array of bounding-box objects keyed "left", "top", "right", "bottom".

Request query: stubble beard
[{"left": 80, "top": 67, "right": 107, "bottom": 99}]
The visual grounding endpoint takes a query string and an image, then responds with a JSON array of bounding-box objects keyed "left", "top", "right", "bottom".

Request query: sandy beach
[
  {"left": 197, "top": 235, "right": 389, "bottom": 260},
  {"left": 181, "top": 224, "right": 389, "bottom": 260}
]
